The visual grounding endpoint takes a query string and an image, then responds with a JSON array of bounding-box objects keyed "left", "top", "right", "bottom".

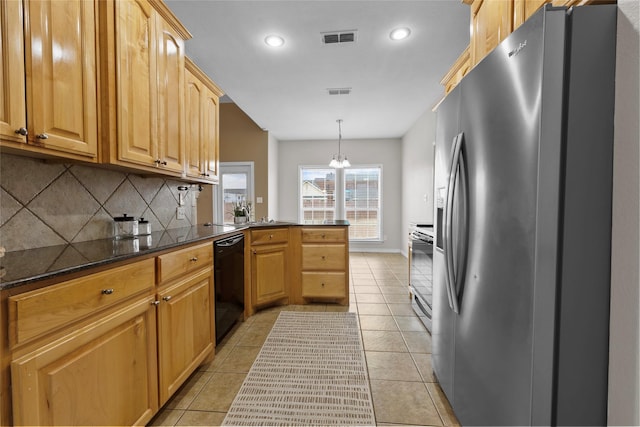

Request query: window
[
  {"left": 300, "top": 167, "right": 336, "bottom": 224},
  {"left": 345, "top": 167, "right": 381, "bottom": 241},
  {"left": 299, "top": 165, "right": 382, "bottom": 241}
]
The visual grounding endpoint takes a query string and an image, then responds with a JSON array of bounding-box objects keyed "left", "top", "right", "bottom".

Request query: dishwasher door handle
[{"left": 216, "top": 235, "right": 244, "bottom": 247}]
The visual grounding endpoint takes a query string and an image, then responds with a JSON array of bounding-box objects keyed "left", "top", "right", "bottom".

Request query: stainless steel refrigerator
[{"left": 432, "top": 5, "right": 616, "bottom": 426}]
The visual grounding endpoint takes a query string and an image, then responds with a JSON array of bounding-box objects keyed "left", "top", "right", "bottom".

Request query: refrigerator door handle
[{"left": 444, "top": 133, "right": 462, "bottom": 313}]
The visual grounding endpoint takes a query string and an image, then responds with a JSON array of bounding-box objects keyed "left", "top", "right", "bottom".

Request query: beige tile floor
[{"left": 148, "top": 252, "right": 459, "bottom": 427}]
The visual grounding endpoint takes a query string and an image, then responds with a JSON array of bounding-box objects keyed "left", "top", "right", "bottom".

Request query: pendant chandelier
[{"left": 329, "top": 119, "right": 350, "bottom": 168}]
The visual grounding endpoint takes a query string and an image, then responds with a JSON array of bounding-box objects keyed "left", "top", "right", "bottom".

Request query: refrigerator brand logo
[{"left": 508, "top": 40, "right": 527, "bottom": 58}]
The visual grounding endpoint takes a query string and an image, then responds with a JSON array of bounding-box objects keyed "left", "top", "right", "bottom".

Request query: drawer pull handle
[
  {"left": 101, "top": 289, "right": 114, "bottom": 295},
  {"left": 190, "top": 257, "right": 198, "bottom": 262},
  {"left": 163, "top": 296, "right": 172, "bottom": 302},
  {"left": 269, "top": 234, "right": 273, "bottom": 239},
  {"left": 151, "top": 300, "right": 160, "bottom": 306}
]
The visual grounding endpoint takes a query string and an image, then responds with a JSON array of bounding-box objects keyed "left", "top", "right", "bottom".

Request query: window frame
[
  {"left": 344, "top": 165, "right": 383, "bottom": 242},
  {"left": 298, "top": 164, "right": 383, "bottom": 242},
  {"left": 298, "top": 165, "right": 337, "bottom": 225}
]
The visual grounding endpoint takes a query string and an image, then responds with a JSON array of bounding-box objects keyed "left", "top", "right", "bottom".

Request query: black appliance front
[
  {"left": 214, "top": 234, "right": 244, "bottom": 344},
  {"left": 409, "top": 227, "right": 433, "bottom": 332}
]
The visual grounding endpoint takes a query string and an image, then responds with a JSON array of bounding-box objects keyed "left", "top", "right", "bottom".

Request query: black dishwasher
[{"left": 214, "top": 234, "right": 244, "bottom": 344}]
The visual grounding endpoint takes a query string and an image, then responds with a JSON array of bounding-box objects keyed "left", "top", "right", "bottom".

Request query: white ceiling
[{"left": 165, "top": 0, "right": 470, "bottom": 141}]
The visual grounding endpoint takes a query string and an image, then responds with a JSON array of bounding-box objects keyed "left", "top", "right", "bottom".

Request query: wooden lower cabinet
[
  {"left": 157, "top": 267, "right": 214, "bottom": 405},
  {"left": 6, "top": 242, "right": 217, "bottom": 426},
  {"left": 251, "top": 243, "right": 289, "bottom": 307},
  {"left": 10, "top": 296, "right": 159, "bottom": 426},
  {"left": 291, "top": 226, "right": 350, "bottom": 305},
  {"left": 301, "top": 272, "right": 347, "bottom": 299}
]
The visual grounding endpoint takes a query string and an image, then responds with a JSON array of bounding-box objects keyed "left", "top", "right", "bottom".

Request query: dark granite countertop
[{"left": 0, "top": 220, "right": 349, "bottom": 291}]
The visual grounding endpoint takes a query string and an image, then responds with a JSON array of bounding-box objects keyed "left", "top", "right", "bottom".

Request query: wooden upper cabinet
[
  {"left": 184, "top": 57, "right": 223, "bottom": 183},
  {"left": 99, "top": 0, "right": 191, "bottom": 176},
  {"left": 202, "top": 88, "right": 221, "bottom": 182},
  {"left": 112, "top": 0, "right": 158, "bottom": 169},
  {"left": 470, "top": 0, "right": 513, "bottom": 67},
  {"left": 185, "top": 66, "right": 205, "bottom": 179},
  {"left": 440, "top": 46, "right": 471, "bottom": 94},
  {"left": 156, "top": 19, "right": 186, "bottom": 174},
  {"left": 1, "top": 0, "right": 98, "bottom": 160},
  {"left": 513, "top": 0, "right": 548, "bottom": 28},
  {"left": 442, "top": 0, "right": 615, "bottom": 93},
  {"left": 0, "top": 1, "right": 27, "bottom": 145}
]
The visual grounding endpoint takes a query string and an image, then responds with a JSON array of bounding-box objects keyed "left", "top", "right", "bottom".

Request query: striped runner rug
[{"left": 222, "top": 311, "right": 376, "bottom": 426}]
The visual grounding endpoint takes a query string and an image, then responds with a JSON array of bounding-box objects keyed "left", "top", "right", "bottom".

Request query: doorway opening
[{"left": 216, "top": 162, "right": 255, "bottom": 224}]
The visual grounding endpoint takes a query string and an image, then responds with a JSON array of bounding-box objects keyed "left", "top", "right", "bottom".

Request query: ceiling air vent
[
  {"left": 327, "top": 87, "right": 352, "bottom": 96},
  {"left": 321, "top": 30, "right": 357, "bottom": 45}
]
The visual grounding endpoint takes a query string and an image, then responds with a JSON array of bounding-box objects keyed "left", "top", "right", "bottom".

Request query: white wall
[
  {"left": 401, "top": 109, "right": 437, "bottom": 257},
  {"left": 268, "top": 132, "right": 279, "bottom": 220},
  {"left": 278, "top": 138, "right": 403, "bottom": 252},
  {"left": 608, "top": 1, "right": 640, "bottom": 425}
]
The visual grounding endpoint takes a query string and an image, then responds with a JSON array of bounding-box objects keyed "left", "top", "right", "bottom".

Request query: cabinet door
[
  {"left": 157, "top": 269, "right": 214, "bottom": 405},
  {"left": 0, "top": 0, "right": 27, "bottom": 144},
  {"left": 252, "top": 244, "right": 289, "bottom": 306},
  {"left": 184, "top": 68, "right": 204, "bottom": 179},
  {"left": 514, "top": 0, "right": 548, "bottom": 29},
  {"left": 202, "top": 91, "right": 219, "bottom": 182},
  {"left": 11, "top": 297, "right": 158, "bottom": 426},
  {"left": 156, "top": 18, "right": 185, "bottom": 174},
  {"left": 114, "top": 0, "right": 158, "bottom": 167},
  {"left": 470, "top": 0, "right": 513, "bottom": 66},
  {"left": 24, "top": 0, "right": 98, "bottom": 158}
]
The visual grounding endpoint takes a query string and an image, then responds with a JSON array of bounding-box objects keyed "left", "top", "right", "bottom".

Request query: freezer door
[
  {"left": 451, "top": 9, "right": 561, "bottom": 426},
  {"left": 431, "top": 86, "right": 460, "bottom": 402}
]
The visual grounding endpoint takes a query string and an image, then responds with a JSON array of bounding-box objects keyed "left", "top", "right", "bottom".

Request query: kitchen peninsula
[{"left": 0, "top": 221, "right": 349, "bottom": 426}]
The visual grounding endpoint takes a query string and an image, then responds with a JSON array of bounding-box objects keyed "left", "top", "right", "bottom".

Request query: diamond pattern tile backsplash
[{"left": 0, "top": 154, "right": 199, "bottom": 252}]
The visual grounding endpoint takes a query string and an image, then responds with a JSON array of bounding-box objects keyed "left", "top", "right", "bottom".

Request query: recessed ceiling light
[
  {"left": 390, "top": 27, "right": 411, "bottom": 41},
  {"left": 264, "top": 35, "right": 285, "bottom": 47}
]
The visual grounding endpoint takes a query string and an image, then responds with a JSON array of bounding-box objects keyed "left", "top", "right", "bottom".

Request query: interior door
[{"left": 216, "top": 162, "right": 255, "bottom": 224}]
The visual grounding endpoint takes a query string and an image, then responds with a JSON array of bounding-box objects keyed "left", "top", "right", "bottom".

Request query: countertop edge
[{"left": 0, "top": 221, "right": 350, "bottom": 291}]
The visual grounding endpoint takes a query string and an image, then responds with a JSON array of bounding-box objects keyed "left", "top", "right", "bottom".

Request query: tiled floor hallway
[{"left": 149, "top": 252, "right": 459, "bottom": 426}]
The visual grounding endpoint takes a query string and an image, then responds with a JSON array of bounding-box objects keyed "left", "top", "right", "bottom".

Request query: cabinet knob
[
  {"left": 101, "top": 289, "right": 114, "bottom": 295},
  {"left": 321, "top": 256, "right": 326, "bottom": 260},
  {"left": 151, "top": 300, "right": 160, "bottom": 306},
  {"left": 269, "top": 234, "right": 273, "bottom": 239},
  {"left": 36, "top": 133, "right": 48, "bottom": 140},
  {"left": 155, "top": 159, "right": 167, "bottom": 166},
  {"left": 190, "top": 257, "right": 198, "bottom": 262},
  {"left": 321, "top": 283, "right": 325, "bottom": 287},
  {"left": 322, "top": 234, "right": 326, "bottom": 239},
  {"left": 163, "top": 296, "right": 172, "bottom": 302},
  {"left": 14, "top": 127, "right": 27, "bottom": 136}
]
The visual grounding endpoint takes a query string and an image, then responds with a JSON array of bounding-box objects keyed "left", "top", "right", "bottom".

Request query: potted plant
[{"left": 233, "top": 201, "right": 248, "bottom": 224}]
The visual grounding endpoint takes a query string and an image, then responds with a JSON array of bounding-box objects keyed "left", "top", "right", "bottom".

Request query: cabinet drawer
[
  {"left": 250, "top": 228, "right": 289, "bottom": 245},
  {"left": 301, "top": 272, "right": 346, "bottom": 298},
  {"left": 301, "top": 244, "right": 346, "bottom": 271},
  {"left": 157, "top": 242, "right": 213, "bottom": 284},
  {"left": 301, "top": 227, "right": 346, "bottom": 243},
  {"left": 8, "top": 258, "right": 155, "bottom": 347}
]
